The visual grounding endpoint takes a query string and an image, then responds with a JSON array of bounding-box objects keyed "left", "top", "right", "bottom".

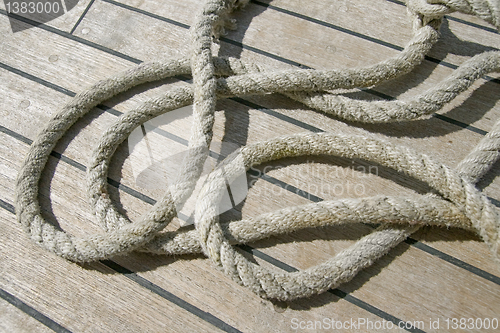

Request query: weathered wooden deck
[{"left": 1, "top": 0, "right": 499, "bottom": 332}]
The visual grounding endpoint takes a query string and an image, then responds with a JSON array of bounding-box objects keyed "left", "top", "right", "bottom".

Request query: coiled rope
[{"left": 15, "top": 0, "right": 500, "bottom": 300}]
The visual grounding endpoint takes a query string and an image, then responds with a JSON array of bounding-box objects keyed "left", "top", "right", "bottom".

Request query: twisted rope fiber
[{"left": 14, "top": 0, "right": 500, "bottom": 300}]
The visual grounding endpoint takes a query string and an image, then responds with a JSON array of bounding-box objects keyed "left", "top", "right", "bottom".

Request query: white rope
[
  {"left": 194, "top": 132, "right": 500, "bottom": 300},
  {"left": 15, "top": 0, "right": 500, "bottom": 300}
]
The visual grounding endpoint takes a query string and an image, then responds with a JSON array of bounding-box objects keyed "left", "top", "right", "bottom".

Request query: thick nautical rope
[{"left": 14, "top": 0, "right": 500, "bottom": 300}]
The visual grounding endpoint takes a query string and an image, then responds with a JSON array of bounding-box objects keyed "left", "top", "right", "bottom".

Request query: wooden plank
[
  {"left": 0, "top": 296, "right": 55, "bottom": 333},
  {"left": 0, "top": 73, "right": 415, "bottom": 332},
  {"left": 2, "top": 54, "right": 496, "bottom": 224},
  {"left": 0, "top": 208, "right": 225, "bottom": 332},
  {"left": 1, "top": 1, "right": 497, "bottom": 169}
]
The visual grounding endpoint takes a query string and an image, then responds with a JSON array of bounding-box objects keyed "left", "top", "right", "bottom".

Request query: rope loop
[{"left": 194, "top": 132, "right": 500, "bottom": 300}]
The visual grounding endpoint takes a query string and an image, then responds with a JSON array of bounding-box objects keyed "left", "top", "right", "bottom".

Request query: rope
[
  {"left": 194, "top": 132, "right": 500, "bottom": 300},
  {"left": 15, "top": 0, "right": 500, "bottom": 300}
]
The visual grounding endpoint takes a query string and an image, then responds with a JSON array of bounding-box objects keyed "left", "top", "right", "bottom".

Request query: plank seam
[
  {"left": 70, "top": 0, "right": 97, "bottom": 35},
  {"left": 0, "top": 288, "right": 72, "bottom": 333},
  {"left": 100, "top": 260, "right": 243, "bottom": 333},
  {"left": 237, "top": 245, "right": 426, "bottom": 333}
]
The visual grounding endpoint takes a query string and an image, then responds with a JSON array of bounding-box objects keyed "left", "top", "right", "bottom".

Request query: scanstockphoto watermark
[
  {"left": 128, "top": 105, "right": 249, "bottom": 226},
  {"left": 248, "top": 160, "right": 379, "bottom": 199},
  {"left": 290, "top": 317, "right": 499, "bottom": 331},
  {"left": 291, "top": 318, "right": 423, "bottom": 331},
  {"left": 3, "top": 0, "right": 80, "bottom": 32},
  {"left": 128, "top": 105, "right": 380, "bottom": 225}
]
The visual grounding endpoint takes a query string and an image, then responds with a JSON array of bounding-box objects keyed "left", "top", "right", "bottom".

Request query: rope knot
[{"left": 407, "top": 0, "right": 500, "bottom": 29}]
